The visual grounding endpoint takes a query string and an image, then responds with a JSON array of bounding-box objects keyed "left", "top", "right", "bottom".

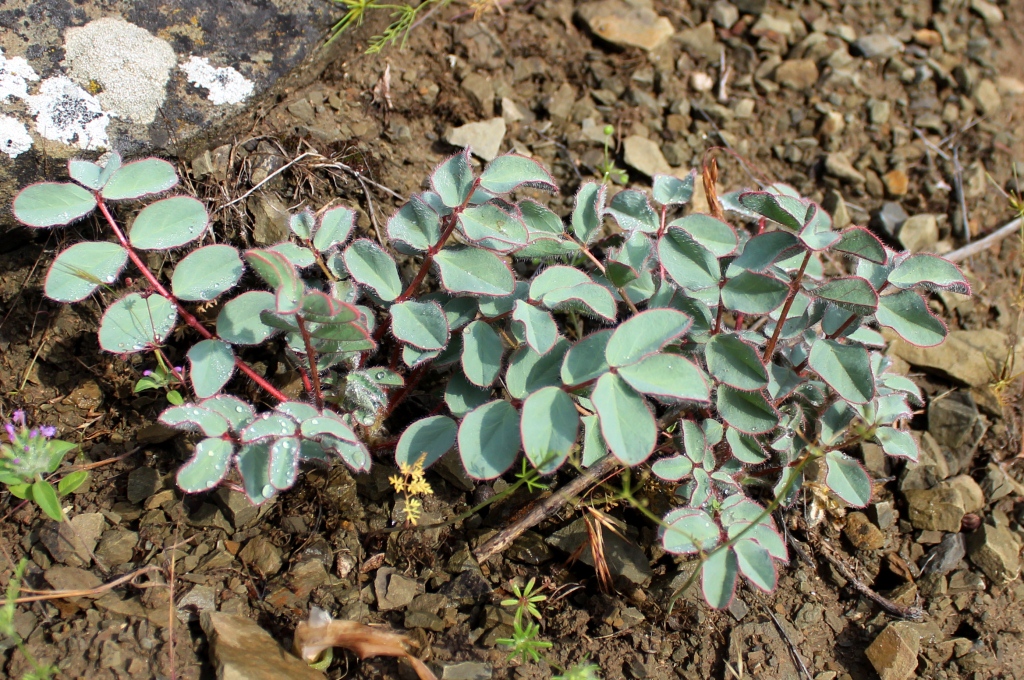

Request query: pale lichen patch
[
  {"left": 0, "top": 115, "right": 32, "bottom": 158},
  {"left": 24, "top": 76, "right": 111, "bottom": 150},
  {"left": 64, "top": 18, "right": 177, "bottom": 125},
  {"left": 181, "top": 57, "right": 254, "bottom": 106},
  {"left": 0, "top": 48, "right": 39, "bottom": 102}
]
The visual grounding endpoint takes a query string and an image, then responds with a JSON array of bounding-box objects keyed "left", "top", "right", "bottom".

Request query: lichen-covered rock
[
  {"left": 966, "top": 524, "right": 1021, "bottom": 584},
  {"left": 0, "top": 0, "right": 356, "bottom": 225}
]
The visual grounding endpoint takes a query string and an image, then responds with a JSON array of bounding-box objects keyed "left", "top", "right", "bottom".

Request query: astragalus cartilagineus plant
[{"left": 12, "top": 148, "right": 968, "bottom": 607}]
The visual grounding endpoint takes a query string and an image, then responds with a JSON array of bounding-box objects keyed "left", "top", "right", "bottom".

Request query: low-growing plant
[
  {"left": 0, "top": 410, "right": 86, "bottom": 522},
  {"left": 12, "top": 147, "right": 968, "bottom": 609},
  {"left": 0, "top": 559, "right": 59, "bottom": 679}
]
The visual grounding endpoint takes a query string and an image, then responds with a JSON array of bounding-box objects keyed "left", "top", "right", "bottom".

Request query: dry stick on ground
[
  {"left": 473, "top": 455, "right": 621, "bottom": 563},
  {"left": 945, "top": 216, "right": 1023, "bottom": 263},
  {"left": 811, "top": 534, "right": 924, "bottom": 621},
  {"left": 762, "top": 606, "right": 814, "bottom": 680},
  {"left": 1, "top": 564, "right": 163, "bottom": 605}
]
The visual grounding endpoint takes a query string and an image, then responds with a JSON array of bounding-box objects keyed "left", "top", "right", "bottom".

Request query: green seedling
[
  {"left": 0, "top": 410, "right": 85, "bottom": 522},
  {"left": 134, "top": 350, "right": 185, "bottom": 405},
  {"left": 1, "top": 559, "right": 59, "bottom": 679},
  {"left": 596, "top": 125, "right": 628, "bottom": 186}
]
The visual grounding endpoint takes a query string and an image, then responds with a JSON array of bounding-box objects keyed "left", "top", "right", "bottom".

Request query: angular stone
[
  {"left": 127, "top": 467, "right": 162, "bottom": 504},
  {"left": 708, "top": 1, "right": 740, "bottom": 29},
  {"left": 928, "top": 391, "right": 984, "bottom": 462},
  {"left": 200, "top": 611, "right": 325, "bottom": 680},
  {"left": 374, "top": 568, "right": 422, "bottom": 611},
  {"left": 238, "top": 537, "right": 283, "bottom": 576},
  {"left": 853, "top": 34, "right": 903, "bottom": 59},
  {"left": 938, "top": 475, "right": 985, "bottom": 514},
  {"left": 970, "top": 0, "right": 1004, "bottom": 26},
  {"left": 898, "top": 214, "right": 939, "bottom": 253},
  {"left": 577, "top": 0, "right": 675, "bottom": 51},
  {"left": 215, "top": 487, "right": 261, "bottom": 530},
  {"left": 905, "top": 487, "right": 966, "bottom": 532},
  {"left": 461, "top": 73, "right": 494, "bottom": 115},
  {"left": 822, "top": 189, "right": 851, "bottom": 229},
  {"left": 982, "top": 463, "right": 1024, "bottom": 502},
  {"left": 40, "top": 513, "right": 105, "bottom": 567},
  {"left": 921, "top": 533, "right": 966, "bottom": 576},
  {"left": 623, "top": 135, "right": 672, "bottom": 177},
  {"left": 866, "top": 622, "right": 920, "bottom": 680},
  {"left": 885, "top": 329, "right": 1024, "bottom": 388},
  {"left": 774, "top": 59, "right": 818, "bottom": 90},
  {"left": 43, "top": 566, "right": 103, "bottom": 603},
  {"left": 973, "top": 79, "right": 1002, "bottom": 114},
  {"left": 872, "top": 202, "right": 908, "bottom": 239},
  {"left": 824, "top": 152, "right": 866, "bottom": 184},
  {"left": 883, "top": 169, "right": 909, "bottom": 196},
  {"left": 445, "top": 118, "right": 506, "bottom": 162},
  {"left": 844, "top": 511, "right": 885, "bottom": 551},
  {"left": 677, "top": 22, "right": 722, "bottom": 61},
  {"left": 249, "top": 194, "right": 292, "bottom": 246},
  {"left": 966, "top": 524, "right": 1021, "bottom": 584},
  {"left": 95, "top": 529, "right": 139, "bottom": 566},
  {"left": 544, "top": 83, "right": 576, "bottom": 120},
  {"left": 438, "top": 661, "right": 493, "bottom": 680},
  {"left": 178, "top": 585, "right": 218, "bottom": 622}
]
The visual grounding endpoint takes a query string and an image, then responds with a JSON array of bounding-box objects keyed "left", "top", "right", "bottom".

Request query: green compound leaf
[
  {"left": 734, "top": 538, "right": 777, "bottom": 592},
  {"left": 529, "top": 265, "right": 591, "bottom": 299},
  {"left": 652, "top": 170, "right": 696, "bottom": 206},
  {"left": 445, "top": 371, "right": 491, "bottom": 417},
  {"left": 887, "top": 253, "right": 971, "bottom": 294},
  {"left": 799, "top": 204, "right": 839, "bottom": 251},
  {"left": 721, "top": 271, "right": 789, "bottom": 314},
  {"left": 32, "top": 480, "right": 63, "bottom": 522},
  {"left": 520, "top": 386, "right": 579, "bottom": 474},
  {"left": 541, "top": 282, "right": 617, "bottom": 322},
  {"left": 245, "top": 248, "right": 303, "bottom": 314},
  {"left": 343, "top": 239, "right": 404, "bottom": 301},
  {"left": 431, "top": 148, "right": 476, "bottom": 208},
  {"left": 519, "top": 199, "right": 564, "bottom": 236},
  {"left": 101, "top": 158, "right": 178, "bottom": 200},
  {"left": 561, "top": 330, "right": 612, "bottom": 385},
  {"left": 833, "top": 226, "right": 887, "bottom": 264},
  {"left": 270, "top": 242, "right": 316, "bottom": 269},
  {"left": 314, "top": 206, "right": 356, "bottom": 252},
  {"left": 269, "top": 436, "right": 300, "bottom": 490},
  {"left": 874, "top": 426, "right": 919, "bottom": 462},
  {"left": 809, "top": 277, "right": 878, "bottom": 316},
  {"left": 658, "top": 228, "right": 721, "bottom": 290},
  {"left": 289, "top": 209, "right": 315, "bottom": 240},
  {"left": 702, "top": 547, "right": 739, "bottom": 609},
  {"left": 434, "top": 246, "right": 515, "bottom": 296},
  {"left": 241, "top": 413, "right": 297, "bottom": 443},
  {"left": 478, "top": 281, "right": 527, "bottom": 316},
  {"left": 458, "top": 203, "right": 529, "bottom": 250},
  {"left": 808, "top": 339, "right": 874, "bottom": 404},
  {"left": 506, "top": 340, "right": 569, "bottom": 399},
  {"left": 479, "top": 152, "right": 557, "bottom": 194},
  {"left": 705, "top": 334, "right": 768, "bottom": 391},
  {"left": 580, "top": 414, "right": 607, "bottom": 466},
  {"left": 512, "top": 300, "right": 559, "bottom": 355},
  {"left": 727, "top": 231, "right": 802, "bottom": 274},
  {"left": 99, "top": 292, "right": 177, "bottom": 354},
  {"left": 386, "top": 196, "right": 440, "bottom": 252},
  {"left": 159, "top": 404, "right": 231, "bottom": 437},
  {"left": 176, "top": 438, "right": 233, "bottom": 493},
  {"left": 217, "top": 291, "right": 277, "bottom": 345},
  {"left": 606, "top": 189, "right": 659, "bottom": 233},
  {"left": 13, "top": 182, "right": 97, "bottom": 227},
  {"left": 390, "top": 300, "right": 450, "bottom": 350},
  {"left": 651, "top": 455, "right": 694, "bottom": 481},
  {"left": 605, "top": 308, "right": 691, "bottom": 367},
  {"left": 716, "top": 386, "right": 778, "bottom": 434},
  {"left": 458, "top": 400, "right": 521, "bottom": 479},
  {"left": 726, "top": 427, "right": 768, "bottom": 463},
  {"left": 68, "top": 159, "right": 105, "bottom": 190},
  {"left": 187, "top": 339, "right": 236, "bottom": 399},
  {"left": 443, "top": 296, "right": 478, "bottom": 330},
  {"left": 616, "top": 353, "right": 710, "bottom": 402},
  {"left": 462, "top": 320, "right": 504, "bottom": 387},
  {"left": 128, "top": 196, "right": 208, "bottom": 250},
  {"left": 44, "top": 241, "right": 128, "bottom": 302},
  {"left": 396, "top": 415, "right": 458, "bottom": 469},
  {"left": 824, "top": 450, "right": 872, "bottom": 507},
  {"left": 737, "top": 191, "right": 809, "bottom": 231},
  {"left": 324, "top": 436, "right": 372, "bottom": 472},
  {"left": 592, "top": 372, "right": 656, "bottom": 465},
  {"left": 875, "top": 289, "right": 946, "bottom": 347},
  {"left": 661, "top": 508, "right": 720, "bottom": 554},
  {"left": 171, "top": 244, "right": 244, "bottom": 301},
  {"left": 300, "top": 411, "right": 360, "bottom": 443},
  {"left": 572, "top": 182, "right": 606, "bottom": 244},
  {"left": 204, "top": 395, "right": 255, "bottom": 431},
  {"left": 667, "top": 213, "right": 738, "bottom": 257}
]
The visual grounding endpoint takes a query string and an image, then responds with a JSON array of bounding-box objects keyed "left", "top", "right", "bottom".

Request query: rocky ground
[{"left": 2, "top": 0, "right": 1024, "bottom": 678}]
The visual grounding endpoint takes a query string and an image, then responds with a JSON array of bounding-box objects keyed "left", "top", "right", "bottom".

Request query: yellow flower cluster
[{"left": 389, "top": 455, "right": 433, "bottom": 525}]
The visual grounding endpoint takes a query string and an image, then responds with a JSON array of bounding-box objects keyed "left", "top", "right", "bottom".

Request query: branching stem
[
  {"left": 95, "top": 197, "right": 289, "bottom": 403},
  {"left": 762, "top": 250, "right": 812, "bottom": 362},
  {"left": 295, "top": 316, "right": 324, "bottom": 409}
]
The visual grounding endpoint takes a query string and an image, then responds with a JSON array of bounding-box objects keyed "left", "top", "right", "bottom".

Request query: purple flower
[
  {"left": 11, "top": 458, "right": 20, "bottom": 465},
  {"left": 143, "top": 370, "right": 153, "bottom": 377},
  {"left": 28, "top": 428, "right": 38, "bottom": 439},
  {"left": 173, "top": 366, "right": 183, "bottom": 374},
  {"left": 12, "top": 410, "right": 25, "bottom": 426},
  {"left": 5, "top": 423, "right": 15, "bottom": 443},
  {"left": 40, "top": 426, "right": 56, "bottom": 438}
]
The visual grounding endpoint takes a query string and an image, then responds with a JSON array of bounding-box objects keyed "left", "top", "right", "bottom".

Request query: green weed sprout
[
  {"left": 0, "top": 410, "right": 86, "bottom": 522},
  {"left": 0, "top": 559, "right": 59, "bottom": 678}
]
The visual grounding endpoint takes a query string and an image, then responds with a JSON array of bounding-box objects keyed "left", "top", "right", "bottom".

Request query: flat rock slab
[
  {"left": 0, "top": 0, "right": 345, "bottom": 225},
  {"left": 200, "top": 611, "right": 325, "bottom": 680},
  {"left": 576, "top": 0, "right": 675, "bottom": 52}
]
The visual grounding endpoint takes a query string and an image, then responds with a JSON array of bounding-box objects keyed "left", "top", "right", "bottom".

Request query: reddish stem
[
  {"left": 95, "top": 197, "right": 289, "bottom": 403},
  {"left": 761, "top": 250, "right": 812, "bottom": 363},
  {"left": 295, "top": 316, "right": 324, "bottom": 409}
]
